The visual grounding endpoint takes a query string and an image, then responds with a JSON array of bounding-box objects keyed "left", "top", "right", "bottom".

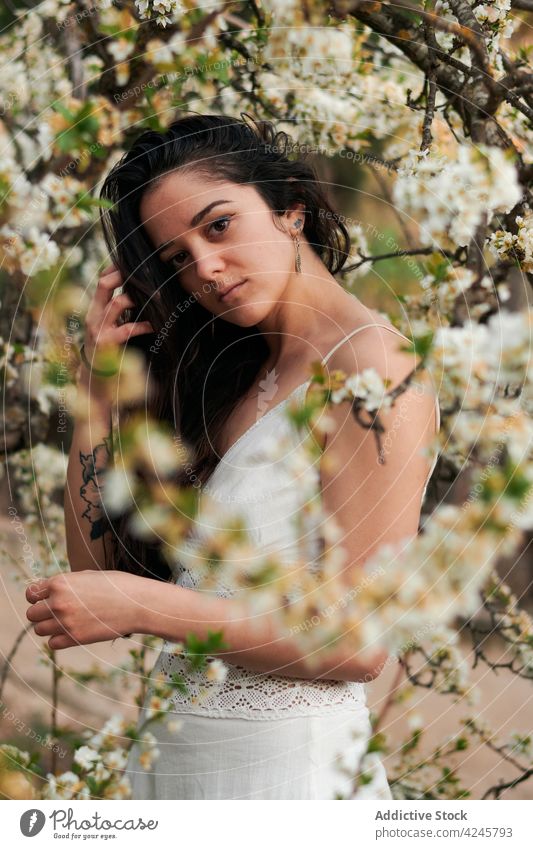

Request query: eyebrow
[{"left": 156, "top": 199, "right": 232, "bottom": 257}]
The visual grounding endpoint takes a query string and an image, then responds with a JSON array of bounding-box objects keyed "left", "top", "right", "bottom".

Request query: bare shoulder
[
  {"left": 324, "top": 316, "right": 438, "bottom": 430},
  {"left": 327, "top": 316, "right": 418, "bottom": 385},
  {"left": 312, "top": 317, "right": 440, "bottom": 568}
]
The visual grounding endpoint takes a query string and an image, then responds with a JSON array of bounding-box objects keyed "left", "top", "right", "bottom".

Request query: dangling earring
[
  {"left": 294, "top": 235, "right": 302, "bottom": 274},
  {"left": 293, "top": 217, "right": 303, "bottom": 274}
]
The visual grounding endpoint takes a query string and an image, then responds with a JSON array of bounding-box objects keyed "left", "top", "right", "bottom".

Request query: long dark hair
[{"left": 98, "top": 112, "right": 352, "bottom": 581}]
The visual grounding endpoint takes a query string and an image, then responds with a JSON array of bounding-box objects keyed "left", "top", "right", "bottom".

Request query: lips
[{"left": 219, "top": 279, "right": 247, "bottom": 303}]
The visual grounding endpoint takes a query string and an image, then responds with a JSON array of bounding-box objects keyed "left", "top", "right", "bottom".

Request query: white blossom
[
  {"left": 206, "top": 658, "right": 228, "bottom": 683},
  {"left": 135, "top": 0, "right": 184, "bottom": 27},
  {"left": 73, "top": 745, "right": 101, "bottom": 771},
  {"left": 489, "top": 212, "right": 533, "bottom": 272},
  {"left": 393, "top": 145, "right": 522, "bottom": 248},
  {"left": 101, "top": 467, "right": 136, "bottom": 516}
]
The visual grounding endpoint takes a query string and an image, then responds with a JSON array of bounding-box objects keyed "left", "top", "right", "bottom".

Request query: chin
[{"left": 219, "top": 301, "right": 273, "bottom": 326}]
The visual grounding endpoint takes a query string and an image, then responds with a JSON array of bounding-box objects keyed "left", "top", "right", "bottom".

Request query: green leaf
[
  {"left": 367, "top": 731, "right": 387, "bottom": 753},
  {"left": 183, "top": 630, "right": 229, "bottom": 671},
  {"left": 170, "top": 672, "right": 188, "bottom": 695}
]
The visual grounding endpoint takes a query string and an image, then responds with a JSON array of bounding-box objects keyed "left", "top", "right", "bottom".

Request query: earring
[
  {"left": 293, "top": 219, "right": 303, "bottom": 274},
  {"left": 294, "top": 234, "right": 302, "bottom": 274}
]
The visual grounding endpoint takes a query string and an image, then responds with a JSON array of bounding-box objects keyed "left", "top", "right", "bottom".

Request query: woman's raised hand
[{"left": 83, "top": 263, "right": 155, "bottom": 364}]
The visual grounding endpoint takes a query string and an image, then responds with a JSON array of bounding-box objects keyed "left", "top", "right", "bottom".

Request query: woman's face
[{"left": 139, "top": 169, "right": 304, "bottom": 326}]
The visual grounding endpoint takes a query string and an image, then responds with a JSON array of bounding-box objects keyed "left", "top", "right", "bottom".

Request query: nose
[{"left": 194, "top": 247, "right": 226, "bottom": 288}]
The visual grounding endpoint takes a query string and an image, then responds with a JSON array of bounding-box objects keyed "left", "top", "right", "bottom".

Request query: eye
[
  {"left": 169, "top": 250, "right": 188, "bottom": 267},
  {"left": 168, "top": 215, "right": 232, "bottom": 268},
  {"left": 210, "top": 215, "right": 231, "bottom": 235}
]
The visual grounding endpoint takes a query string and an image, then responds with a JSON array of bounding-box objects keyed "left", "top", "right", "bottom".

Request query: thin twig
[
  {"left": 0, "top": 624, "right": 33, "bottom": 703},
  {"left": 483, "top": 766, "right": 533, "bottom": 799},
  {"left": 341, "top": 246, "right": 453, "bottom": 273},
  {"left": 50, "top": 651, "right": 61, "bottom": 776},
  {"left": 421, "top": 19, "right": 439, "bottom": 152}
]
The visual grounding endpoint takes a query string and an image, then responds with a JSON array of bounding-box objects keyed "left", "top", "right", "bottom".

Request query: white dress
[{"left": 125, "top": 323, "right": 441, "bottom": 800}]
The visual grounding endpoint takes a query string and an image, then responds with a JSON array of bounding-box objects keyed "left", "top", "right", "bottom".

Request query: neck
[{"left": 255, "top": 243, "right": 371, "bottom": 366}]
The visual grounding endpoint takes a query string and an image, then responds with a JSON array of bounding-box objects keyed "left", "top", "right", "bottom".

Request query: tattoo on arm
[{"left": 79, "top": 435, "right": 113, "bottom": 541}]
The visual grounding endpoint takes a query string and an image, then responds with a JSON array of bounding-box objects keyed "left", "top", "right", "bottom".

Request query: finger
[
  {"left": 117, "top": 321, "right": 155, "bottom": 342},
  {"left": 102, "top": 294, "right": 136, "bottom": 327},
  {"left": 87, "top": 320, "right": 155, "bottom": 358},
  {"left": 100, "top": 263, "right": 118, "bottom": 277},
  {"left": 26, "top": 599, "right": 53, "bottom": 622},
  {"left": 86, "top": 297, "right": 135, "bottom": 354},
  {"left": 33, "top": 618, "right": 65, "bottom": 637},
  {"left": 26, "top": 581, "right": 50, "bottom": 602},
  {"left": 93, "top": 270, "right": 123, "bottom": 309},
  {"left": 49, "top": 633, "right": 78, "bottom": 651}
]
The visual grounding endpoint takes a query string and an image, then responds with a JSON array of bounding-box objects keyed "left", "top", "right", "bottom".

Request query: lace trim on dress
[{"left": 156, "top": 646, "right": 367, "bottom": 720}]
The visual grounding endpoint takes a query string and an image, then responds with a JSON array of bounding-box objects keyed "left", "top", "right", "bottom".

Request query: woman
[{"left": 26, "top": 114, "right": 440, "bottom": 800}]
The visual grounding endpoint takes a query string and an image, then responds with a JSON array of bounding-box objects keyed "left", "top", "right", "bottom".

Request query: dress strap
[
  {"left": 320, "top": 322, "right": 440, "bottom": 435},
  {"left": 319, "top": 322, "right": 411, "bottom": 366}
]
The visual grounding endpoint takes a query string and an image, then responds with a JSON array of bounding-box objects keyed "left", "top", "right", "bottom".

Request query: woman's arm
[
  {"left": 142, "top": 580, "right": 390, "bottom": 682},
  {"left": 64, "top": 263, "right": 154, "bottom": 572},
  {"left": 64, "top": 366, "right": 114, "bottom": 572},
  {"left": 25, "top": 570, "right": 388, "bottom": 682}
]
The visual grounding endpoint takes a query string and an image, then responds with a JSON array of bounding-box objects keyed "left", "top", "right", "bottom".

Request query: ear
[
  {"left": 289, "top": 202, "right": 306, "bottom": 234},
  {"left": 281, "top": 196, "right": 306, "bottom": 234}
]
